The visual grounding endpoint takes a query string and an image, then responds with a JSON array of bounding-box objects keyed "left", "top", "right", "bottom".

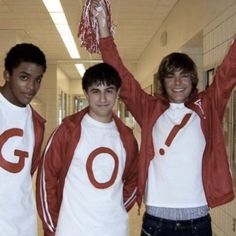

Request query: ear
[
  {"left": 3, "top": 70, "right": 10, "bottom": 82},
  {"left": 117, "top": 88, "right": 120, "bottom": 97}
]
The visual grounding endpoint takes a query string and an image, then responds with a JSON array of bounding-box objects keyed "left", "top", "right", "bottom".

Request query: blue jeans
[{"left": 141, "top": 212, "right": 212, "bottom": 236}]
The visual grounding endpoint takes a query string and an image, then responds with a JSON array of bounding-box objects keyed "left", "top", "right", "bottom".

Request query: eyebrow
[
  {"left": 19, "top": 71, "right": 44, "bottom": 77},
  {"left": 92, "top": 84, "right": 116, "bottom": 89},
  {"left": 105, "top": 85, "right": 116, "bottom": 89},
  {"left": 19, "top": 71, "right": 31, "bottom": 75}
]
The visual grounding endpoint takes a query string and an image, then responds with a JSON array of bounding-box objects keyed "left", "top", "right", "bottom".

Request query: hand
[
  {"left": 91, "top": 0, "right": 107, "bottom": 21},
  {"left": 91, "top": 0, "right": 110, "bottom": 37}
]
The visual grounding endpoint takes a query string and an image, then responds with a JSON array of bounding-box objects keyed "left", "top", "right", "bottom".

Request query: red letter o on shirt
[{"left": 86, "top": 147, "right": 119, "bottom": 189}]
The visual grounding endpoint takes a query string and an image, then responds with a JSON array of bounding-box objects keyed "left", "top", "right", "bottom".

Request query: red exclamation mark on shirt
[{"left": 159, "top": 113, "right": 192, "bottom": 156}]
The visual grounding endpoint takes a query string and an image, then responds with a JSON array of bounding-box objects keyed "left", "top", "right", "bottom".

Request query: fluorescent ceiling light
[
  {"left": 75, "top": 64, "right": 86, "bottom": 77},
  {"left": 42, "top": 0, "right": 85, "bottom": 77},
  {"left": 42, "top": 0, "right": 63, "bottom": 12},
  {"left": 50, "top": 12, "right": 67, "bottom": 24},
  {"left": 55, "top": 25, "right": 80, "bottom": 58}
]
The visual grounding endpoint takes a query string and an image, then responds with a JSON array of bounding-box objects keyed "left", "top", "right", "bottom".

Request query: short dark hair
[
  {"left": 157, "top": 52, "right": 198, "bottom": 95},
  {"left": 82, "top": 63, "right": 121, "bottom": 92},
  {"left": 4, "top": 43, "right": 47, "bottom": 75}
]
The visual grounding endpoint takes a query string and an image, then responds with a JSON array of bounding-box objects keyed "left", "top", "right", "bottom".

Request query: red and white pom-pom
[{"left": 78, "top": 0, "right": 114, "bottom": 54}]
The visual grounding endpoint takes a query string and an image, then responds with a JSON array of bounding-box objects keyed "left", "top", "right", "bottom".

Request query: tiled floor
[{"left": 129, "top": 204, "right": 145, "bottom": 236}]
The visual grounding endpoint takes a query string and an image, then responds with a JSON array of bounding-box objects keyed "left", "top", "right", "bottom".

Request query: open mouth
[
  {"left": 173, "top": 88, "right": 185, "bottom": 92},
  {"left": 98, "top": 104, "right": 109, "bottom": 107}
]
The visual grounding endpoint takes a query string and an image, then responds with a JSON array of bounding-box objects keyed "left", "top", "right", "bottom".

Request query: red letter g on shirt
[{"left": 0, "top": 128, "right": 29, "bottom": 173}]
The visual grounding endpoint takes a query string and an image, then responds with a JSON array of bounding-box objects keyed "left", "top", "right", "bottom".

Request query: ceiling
[{"left": 0, "top": 0, "right": 178, "bottom": 80}]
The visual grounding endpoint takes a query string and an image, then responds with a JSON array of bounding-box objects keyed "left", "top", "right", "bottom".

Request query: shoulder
[
  {"left": 30, "top": 105, "right": 46, "bottom": 124},
  {"left": 62, "top": 107, "right": 88, "bottom": 126}
]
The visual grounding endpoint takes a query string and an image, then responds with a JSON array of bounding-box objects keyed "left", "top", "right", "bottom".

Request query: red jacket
[
  {"left": 99, "top": 36, "right": 235, "bottom": 208},
  {"left": 36, "top": 107, "right": 138, "bottom": 236},
  {"left": 31, "top": 106, "right": 46, "bottom": 175}
]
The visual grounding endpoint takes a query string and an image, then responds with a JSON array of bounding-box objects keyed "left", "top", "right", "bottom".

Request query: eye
[
  {"left": 36, "top": 77, "right": 42, "bottom": 84},
  {"left": 91, "top": 90, "right": 99, "bottom": 94},
  {"left": 19, "top": 75, "right": 29, "bottom": 81},
  {"left": 166, "top": 74, "right": 174, "bottom": 78},
  {"left": 165, "top": 74, "right": 174, "bottom": 80},
  {"left": 181, "top": 74, "right": 191, "bottom": 80},
  {"left": 107, "top": 89, "right": 114, "bottom": 93}
]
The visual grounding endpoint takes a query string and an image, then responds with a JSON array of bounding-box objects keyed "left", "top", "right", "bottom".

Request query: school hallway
[{"left": 0, "top": 0, "right": 236, "bottom": 235}]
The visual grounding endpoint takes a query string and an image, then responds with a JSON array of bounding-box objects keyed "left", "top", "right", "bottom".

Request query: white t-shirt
[
  {"left": 145, "top": 103, "right": 207, "bottom": 208},
  {"left": 56, "top": 114, "right": 128, "bottom": 236},
  {"left": 0, "top": 93, "right": 36, "bottom": 236}
]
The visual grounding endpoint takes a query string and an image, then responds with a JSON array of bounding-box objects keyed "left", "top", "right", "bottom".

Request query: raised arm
[
  {"left": 93, "top": 0, "right": 110, "bottom": 38},
  {"left": 92, "top": 0, "right": 155, "bottom": 126},
  {"left": 207, "top": 39, "right": 236, "bottom": 121}
]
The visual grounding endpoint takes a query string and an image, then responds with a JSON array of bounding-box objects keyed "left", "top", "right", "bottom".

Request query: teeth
[{"left": 173, "top": 88, "right": 184, "bottom": 92}]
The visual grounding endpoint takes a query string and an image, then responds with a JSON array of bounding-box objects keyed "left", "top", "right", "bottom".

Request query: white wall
[
  {"left": 70, "top": 79, "right": 83, "bottom": 95},
  {"left": 36, "top": 63, "right": 58, "bottom": 143}
]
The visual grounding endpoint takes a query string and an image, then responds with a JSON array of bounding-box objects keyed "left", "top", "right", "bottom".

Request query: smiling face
[
  {"left": 157, "top": 52, "right": 198, "bottom": 103},
  {"left": 84, "top": 83, "right": 119, "bottom": 123},
  {"left": 1, "top": 62, "right": 44, "bottom": 107},
  {"left": 164, "top": 70, "right": 193, "bottom": 103}
]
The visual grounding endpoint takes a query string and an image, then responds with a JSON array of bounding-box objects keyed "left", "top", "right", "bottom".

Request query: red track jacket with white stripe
[{"left": 36, "top": 107, "right": 138, "bottom": 236}]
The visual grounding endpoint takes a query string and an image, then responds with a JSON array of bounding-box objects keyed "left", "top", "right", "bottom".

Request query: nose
[
  {"left": 99, "top": 92, "right": 107, "bottom": 102},
  {"left": 174, "top": 76, "right": 181, "bottom": 85},
  {"left": 27, "top": 79, "right": 36, "bottom": 92}
]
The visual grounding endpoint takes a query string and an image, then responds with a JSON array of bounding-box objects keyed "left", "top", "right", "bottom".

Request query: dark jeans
[{"left": 141, "top": 212, "right": 212, "bottom": 236}]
